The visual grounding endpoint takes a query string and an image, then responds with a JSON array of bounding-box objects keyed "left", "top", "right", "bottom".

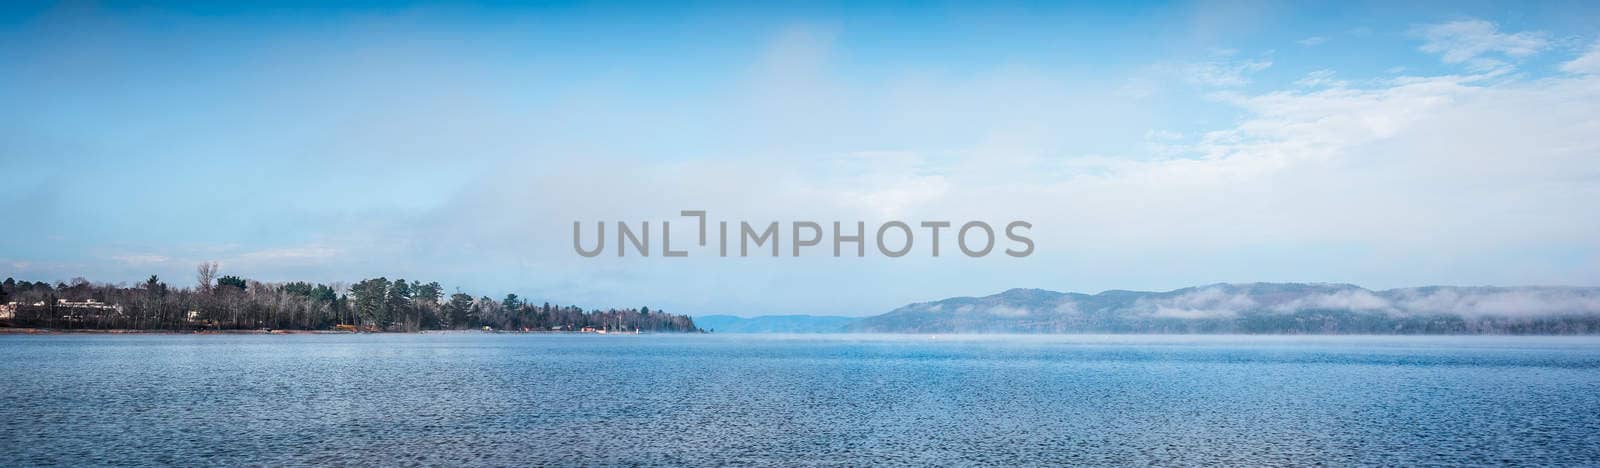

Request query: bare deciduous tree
[{"left": 196, "top": 262, "right": 218, "bottom": 294}]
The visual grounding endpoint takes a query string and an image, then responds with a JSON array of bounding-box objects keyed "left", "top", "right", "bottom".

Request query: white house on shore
[{"left": 55, "top": 298, "right": 124, "bottom": 313}]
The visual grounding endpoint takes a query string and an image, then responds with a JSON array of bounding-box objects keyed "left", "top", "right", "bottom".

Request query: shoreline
[
  {"left": 0, "top": 328, "right": 661, "bottom": 335},
  {"left": 0, "top": 327, "right": 353, "bottom": 335},
  {"left": 4, "top": 327, "right": 1600, "bottom": 336}
]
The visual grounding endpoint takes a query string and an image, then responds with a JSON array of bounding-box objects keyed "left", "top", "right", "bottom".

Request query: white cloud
[
  {"left": 1144, "top": 129, "right": 1185, "bottom": 141},
  {"left": 1563, "top": 39, "right": 1600, "bottom": 75},
  {"left": 1270, "top": 290, "right": 1391, "bottom": 313},
  {"left": 1294, "top": 69, "right": 1344, "bottom": 88},
  {"left": 11, "top": 16, "right": 1599, "bottom": 314},
  {"left": 224, "top": 245, "right": 343, "bottom": 272},
  {"left": 1178, "top": 58, "right": 1273, "bottom": 87},
  {"left": 1150, "top": 307, "right": 1238, "bottom": 319},
  {"left": 551, "top": 56, "right": 1595, "bottom": 310},
  {"left": 279, "top": 30, "right": 1600, "bottom": 313},
  {"left": 1127, "top": 50, "right": 1274, "bottom": 93},
  {"left": 111, "top": 254, "right": 170, "bottom": 266},
  {"left": 1388, "top": 288, "right": 1600, "bottom": 318},
  {"left": 985, "top": 305, "right": 1031, "bottom": 317},
  {"left": 1136, "top": 286, "right": 1257, "bottom": 319},
  {"left": 809, "top": 152, "right": 950, "bottom": 219},
  {"left": 1297, "top": 36, "right": 1327, "bottom": 46},
  {"left": 1119, "top": 287, "right": 1597, "bottom": 318},
  {"left": 1413, "top": 19, "right": 1548, "bottom": 66}
]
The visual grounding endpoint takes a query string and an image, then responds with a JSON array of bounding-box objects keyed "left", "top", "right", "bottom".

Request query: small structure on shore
[{"left": 55, "top": 298, "right": 123, "bottom": 313}]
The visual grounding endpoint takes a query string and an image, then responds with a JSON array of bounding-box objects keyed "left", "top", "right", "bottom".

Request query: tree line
[{"left": 0, "top": 263, "right": 700, "bottom": 332}]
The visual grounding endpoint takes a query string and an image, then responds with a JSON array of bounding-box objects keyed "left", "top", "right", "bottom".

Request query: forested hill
[
  {"left": 0, "top": 273, "right": 699, "bottom": 333},
  {"left": 850, "top": 283, "right": 1600, "bottom": 334}
]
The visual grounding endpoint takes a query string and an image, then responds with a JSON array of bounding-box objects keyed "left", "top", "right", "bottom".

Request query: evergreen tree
[
  {"left": 217, "top": 275, "right": 247, "bottom": 291},
  {"left": 445, "top": 293, "right": 475, "bottom": 328}
]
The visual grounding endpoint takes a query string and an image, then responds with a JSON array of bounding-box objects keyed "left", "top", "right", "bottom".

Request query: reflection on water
[{"left": 2, "top": 334, "right": 1598, "bottom": 466}]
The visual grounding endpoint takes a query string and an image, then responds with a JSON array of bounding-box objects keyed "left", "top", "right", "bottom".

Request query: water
[{"left": 2, "top": 334, "right": 1598, "bottom": 466}]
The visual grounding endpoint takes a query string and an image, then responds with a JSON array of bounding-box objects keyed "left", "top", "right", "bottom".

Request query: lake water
[{"left": 2, "top": 334, "right": 1598, "bottom": 466}]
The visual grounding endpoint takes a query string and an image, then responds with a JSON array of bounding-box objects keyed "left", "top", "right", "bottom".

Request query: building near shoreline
[
  {"left": 4, "top": 299, "right": 129, "bottom": 326},
  {"left": 54, "top": 298, "right": 123, "bottom": 313}
]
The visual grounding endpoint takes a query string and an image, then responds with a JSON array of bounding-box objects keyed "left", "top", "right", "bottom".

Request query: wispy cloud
[
  {"left": 233, "top": 246, "right": 342, "bottom": 263},
  {"left": 1563, "top": 39, "right": 1600, "bottom": 75},
  {"left": 1124, "top": 56, "right": 1273, "bottom": 96},
  {"left": 1178, "top": 58, "right": 1273, "bottom": 87},
  {"left": 1387, "top": 288, "right": 1600, "bottom": 318},
  {"left": 1136, "top": 286, "right": 1257, "bottom": 319},
  {"left": 1294, "top": 69, "right": 1344, "bottom": 88},
  {"left": 1413, "top": 19, "right": 1548, "bottom": 71},
  {"left": 985, "top": 305, "right": 1032, "bottom": 317},
  {"left": 110, "top": 254, "right": 170, "bottom": 266},
  {"left": 1128, "top": 286, "right": 1600, "bottom": 318},
  {"left": 1296, "top": 36, "right": 1327, "bottom": 47}
]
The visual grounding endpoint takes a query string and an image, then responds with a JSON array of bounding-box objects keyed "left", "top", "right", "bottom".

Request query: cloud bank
[{"left": 1, "top": 9, "right": 1598, "bottom": 315}]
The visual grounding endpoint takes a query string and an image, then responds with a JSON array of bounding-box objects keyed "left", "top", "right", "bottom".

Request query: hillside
[{"left": 848, "top": 283, "right": 1600, "bottom": 334}]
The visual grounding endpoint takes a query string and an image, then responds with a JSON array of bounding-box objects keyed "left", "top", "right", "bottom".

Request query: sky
[{"left": 2, "top": 1, "right": 1599, "bottom": 317}]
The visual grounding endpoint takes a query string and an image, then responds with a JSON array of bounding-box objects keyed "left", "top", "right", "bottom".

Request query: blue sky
[{"left": 3, "top": 1, "right": 1599, "bottom": 316}]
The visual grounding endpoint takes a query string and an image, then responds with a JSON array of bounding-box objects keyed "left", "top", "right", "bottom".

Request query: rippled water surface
[{"left": 2, "top": 334, "right": 1599, "bottom": 466}]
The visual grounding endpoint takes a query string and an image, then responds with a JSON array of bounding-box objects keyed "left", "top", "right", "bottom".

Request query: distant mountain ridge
[{"left": 848, "top": 283, "right": 1600, "bottom": 334}]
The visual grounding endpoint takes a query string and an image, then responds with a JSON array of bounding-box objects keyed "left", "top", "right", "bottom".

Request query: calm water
[{"left": 2, "top": 334, "right": 1599, "bottom": 466}]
